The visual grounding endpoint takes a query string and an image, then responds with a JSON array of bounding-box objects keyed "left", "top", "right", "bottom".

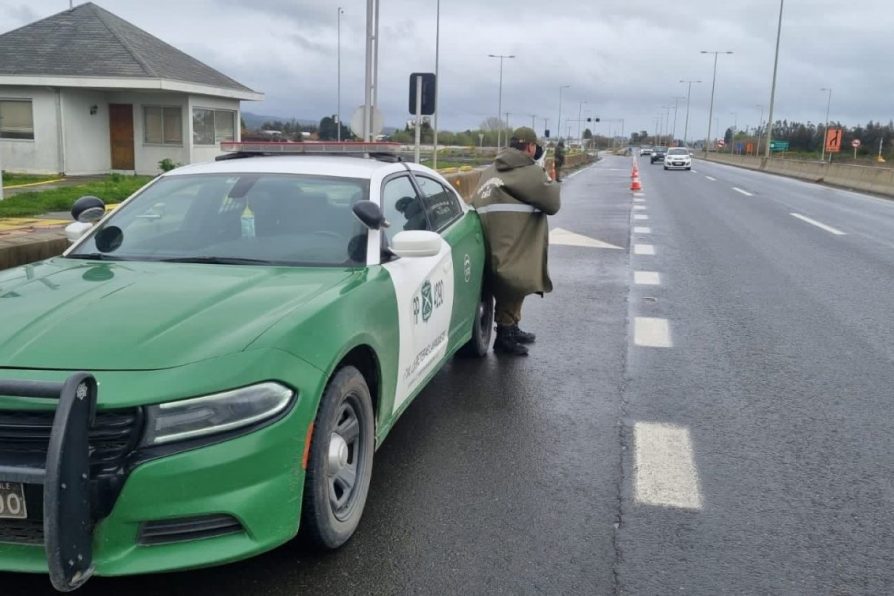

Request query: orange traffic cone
[
  {"left": 631, "top": 163, "right": 639, "bottom": 178},
  {"left": 630, "top": 173, "right": 643, "bottom": 192}
]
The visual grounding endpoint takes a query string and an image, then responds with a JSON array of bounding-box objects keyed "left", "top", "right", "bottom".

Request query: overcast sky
[{"left": 3, "top": 0, "right": 893, "bottom": 141}]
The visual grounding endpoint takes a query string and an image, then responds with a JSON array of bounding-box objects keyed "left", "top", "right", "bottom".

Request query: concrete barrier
[{"left": 701, "top": 153, "right": 894, "bottom": 198}]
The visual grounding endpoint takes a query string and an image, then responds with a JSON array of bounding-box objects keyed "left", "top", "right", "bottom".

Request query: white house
[{"left": 0, "top": 2, "right": 263, "bottom": 176}]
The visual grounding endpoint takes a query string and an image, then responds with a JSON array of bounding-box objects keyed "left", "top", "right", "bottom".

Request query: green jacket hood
[
  {"left": 0, "top": 258, "right": 352, "bottom": 371},
  {"left": 494, "top": 148, "right": 535, "bottom": 172}
]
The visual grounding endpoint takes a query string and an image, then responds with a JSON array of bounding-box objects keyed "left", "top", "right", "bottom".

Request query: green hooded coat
[{"left": 472, "top": 148, "right": 561, "bottom": 299}]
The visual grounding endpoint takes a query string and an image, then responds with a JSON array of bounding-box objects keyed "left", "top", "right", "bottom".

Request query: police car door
[{"left": 378, "top": 174, "right": 454, "bottom": 415}]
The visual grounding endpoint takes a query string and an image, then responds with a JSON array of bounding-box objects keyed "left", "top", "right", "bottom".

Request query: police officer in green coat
[{"left": 472, "top": 127, "right": 561, "bottom": 356}]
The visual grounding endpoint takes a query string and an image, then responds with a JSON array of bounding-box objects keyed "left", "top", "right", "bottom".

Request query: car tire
[
  {"left": 686, "top": 166, "right": 691, "bottom": 170},
  {"left": 458, "top": 291, "right": 494, "bottom": 357},
  {"left": 301, "top": 365, "right": 374, "bottom": 549},
  {"left": 664, "top": 166, "right": 668, "bottom": 170}
]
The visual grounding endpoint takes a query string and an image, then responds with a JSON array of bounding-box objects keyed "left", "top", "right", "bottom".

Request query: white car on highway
[{"left": 664, "top": 147, "right": 692, "bottom": 170}]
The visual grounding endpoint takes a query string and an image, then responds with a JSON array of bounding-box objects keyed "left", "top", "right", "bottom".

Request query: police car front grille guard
[{"left": 0, "top": 373, "right": 97, "bottom": 592}]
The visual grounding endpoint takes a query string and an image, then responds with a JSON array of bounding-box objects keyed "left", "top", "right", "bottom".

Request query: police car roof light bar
[{"left": 220, "top": 141, "right": 400, "bottom": 155}]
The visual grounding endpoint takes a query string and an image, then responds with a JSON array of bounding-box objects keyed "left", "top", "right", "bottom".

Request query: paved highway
[{"left": 4, "top": 154, "right": 894, "bottom": 594}]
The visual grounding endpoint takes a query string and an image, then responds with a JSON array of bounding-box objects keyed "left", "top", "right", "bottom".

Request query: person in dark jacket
[
  {"left": 472, "top": 127, "right": 561, "bottom": 355},
  {"left": 553, "top": 141, "right": 566, "bottom": 182}
]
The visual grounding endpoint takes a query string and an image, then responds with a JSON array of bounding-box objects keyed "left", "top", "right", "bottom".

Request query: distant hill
[{"left": 242, "top": 111, "right": 318, "bottom": 129}]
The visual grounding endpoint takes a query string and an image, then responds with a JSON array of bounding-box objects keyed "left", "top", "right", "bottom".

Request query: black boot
[
  {"left": 510, "top": 325, "right": 536, "bottom": 344},
  {"left": 494, "top": 325, "right": 529, "bottom": 356}
]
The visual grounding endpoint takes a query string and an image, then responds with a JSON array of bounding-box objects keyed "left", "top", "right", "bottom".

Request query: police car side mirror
[
  {"left": 390, "top": 230, "right": 443, "bottom": 258},
  {"left": 353, "top": 200, "right": 388, "bottom": 230}
]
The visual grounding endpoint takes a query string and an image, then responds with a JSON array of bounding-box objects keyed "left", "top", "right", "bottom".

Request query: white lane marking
[
  {"left": 633, "top": 205, "right": 647, "bottom": 211},
  {"left": 633, "top": 192, "right": 646, "bottom": 197},
  {"left": 634, "top": 226, "right": 652, "bottom": 234},
  {"left": 634, "top": 316, "right": 671, "bottom": 347},
  {"left": 732, "top": 187, "right": 753, "bottom": 196},
  {"left": 550, "top": 227, "right": 623, "bottom": 249},
  {"left": 634, "top": 214, "right": 649, "bottom": 221},
  {"left": 633, "top": 244, "right": 655, "bottom": 255},
  {"left": 690, "top": 170, "right": 698, "bottom": 174},
  {"left": 634, "top": 422, "right": 703, "bottom": 510},
  {"left": 705, "top": 176, "right": 716, "bottom": 181},
  {"left": 634, "top": 271, "right": 661, "bottom": 285},
  {"left": 633, "top": 198, "right": 646, "bottom": 203},
  {"left": 790, "top": 213, "right": 846, "bottom": 236}
]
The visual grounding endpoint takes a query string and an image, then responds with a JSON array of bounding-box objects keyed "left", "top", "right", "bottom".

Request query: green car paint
[{"left": 0, "top": 208, "right": 486, "bottom": 579}]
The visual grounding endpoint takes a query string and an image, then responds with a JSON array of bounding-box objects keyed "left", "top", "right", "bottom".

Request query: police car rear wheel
[{"left": 301, "top": 366, "right": 374, "bottom": 549}]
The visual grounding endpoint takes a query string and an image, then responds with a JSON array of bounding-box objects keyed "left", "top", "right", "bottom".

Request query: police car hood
[{"left": 0, "top": 258, "right": 351, "bottom": 371}]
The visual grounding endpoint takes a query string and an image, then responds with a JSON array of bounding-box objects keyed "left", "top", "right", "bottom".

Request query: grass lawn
[
  {"left": 0, "top": 175, "right": 153, "bottom": 218},
  {"left": 2, "top": 172, "right": 62, "bottom": 187}
]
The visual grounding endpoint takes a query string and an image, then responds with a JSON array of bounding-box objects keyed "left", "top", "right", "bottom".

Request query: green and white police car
[{"left": 0, "top": 142, "right": 493, "bottom": 591}]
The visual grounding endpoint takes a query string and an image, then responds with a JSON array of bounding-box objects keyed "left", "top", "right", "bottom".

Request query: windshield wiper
[
  {"left": 157, "top": 256, "right": 275, "bottom": 265},
  {"left": 68, "top": 253, "right": 127, "bottom": 261}
]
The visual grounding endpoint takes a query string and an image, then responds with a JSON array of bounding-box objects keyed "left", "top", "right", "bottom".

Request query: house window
[
  {"left": 144, "top": 106, "right": 183, "bottom": 145},
  {"left": 0, "top": 99, "right": 35, "bottom": 140},
  {"left": 193, "top": 108, "right": 236, "bottom": 145}
]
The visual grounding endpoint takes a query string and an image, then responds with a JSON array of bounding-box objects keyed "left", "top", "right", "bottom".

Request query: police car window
[
  {"left": 414, "top": 176, "right": 462, "bottom": 231},
  {"left": 381, "top": 176, "right": 428, "bottom": 242}
]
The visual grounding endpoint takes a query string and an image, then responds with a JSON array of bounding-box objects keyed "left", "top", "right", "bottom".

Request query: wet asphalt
[{"left": 5, "top": 154, "right": 894, "bottom": 594}]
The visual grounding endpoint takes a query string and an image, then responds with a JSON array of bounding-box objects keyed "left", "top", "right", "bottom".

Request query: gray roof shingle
[{"left": 0, "top": 2, "right": 257, "bottom": 95}]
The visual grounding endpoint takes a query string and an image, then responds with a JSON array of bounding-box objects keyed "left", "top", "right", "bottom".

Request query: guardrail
[{"left": 700, "top": 153, "right": 894, "bottom": 198}]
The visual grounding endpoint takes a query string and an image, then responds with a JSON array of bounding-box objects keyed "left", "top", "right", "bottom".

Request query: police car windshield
[{"left": 68, "top": 173, "right": 370, "bottom": 266}]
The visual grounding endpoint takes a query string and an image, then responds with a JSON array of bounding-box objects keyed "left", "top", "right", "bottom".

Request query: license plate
[{"left": 0, "top": 481, "right": 28, "bottom": 519}]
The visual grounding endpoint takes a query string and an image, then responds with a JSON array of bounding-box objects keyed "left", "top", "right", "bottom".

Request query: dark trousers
[{"left": 495, "top": 296, "right": 524, "bottom": 327}]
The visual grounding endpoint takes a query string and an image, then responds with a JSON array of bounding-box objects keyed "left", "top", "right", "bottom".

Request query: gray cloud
[{"left": 1, "top": 0, "right": 892, "bottom": 140}]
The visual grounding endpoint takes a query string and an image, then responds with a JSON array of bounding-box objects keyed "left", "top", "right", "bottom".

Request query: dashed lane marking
[
  {"left": 634, "top": 422, "right": 703, "bottom": 510},
  {"left": 549, "top": 227, "right": 623, "bottom": 249},
  {"left": 633, "top": 226, "right": 651, "bottom": 234},
  {"left": 790, "top": 213, "right": 846, "bottom": 236},
  {"left": 732, "top": 187, "right": 753, "bottom": 196},
  {"left": 705, "top": 176, "right": 716, "bottom": 181},
  {"left": 633, "top": 244, "right": 655, "bottom": 256},
  {"left": 634, "top": 198, "right": 645, "bottom": 203},
  {"left": 634, "top": 214, "right": 649, "bottom": 221},
  {"left": 634, "top": 316, "right": 671, "bottom": 347},
  {"left": 634, "top": 271, "right": 660, "bottom": 285},
  {"left": 633, "top": 205, "right": 646, "bottom": 211}
]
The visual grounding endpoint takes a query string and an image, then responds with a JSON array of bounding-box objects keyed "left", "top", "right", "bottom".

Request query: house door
[{"left": 109, "top": 104, "right": 135, "bottom": 170}]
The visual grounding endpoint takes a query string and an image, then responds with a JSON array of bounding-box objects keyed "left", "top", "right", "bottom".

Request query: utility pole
[
  {"left": 680, "top": 80, "right": 701, "bottom": 147},
  {"left": 337, "top": 6, "right": 344, "bottom": 141},
  {"left": 432, "top": 0, "right": 440, "bottom": 167},
  {"left": 557, "top": 85, "right": 570, "bottom": 141},
  {"left": 765, "top": 0, "right": 785, "bottom": 159},
  {"left": 701, "top": 50, "right": 734, "bottom": 155},
  {"left": 820, "top": 87, "right": 832, "bottom": 162},
  {"left": 363, "top": 0, "right": 380, "bottom": 141},
  {"left": 488, "top": 54, "right": 515, "bottom": 149}
]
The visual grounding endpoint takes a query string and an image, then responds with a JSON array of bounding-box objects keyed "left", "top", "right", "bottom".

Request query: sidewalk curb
[{"left": 0, "top": 230, "right": 69, "bottom": 270}]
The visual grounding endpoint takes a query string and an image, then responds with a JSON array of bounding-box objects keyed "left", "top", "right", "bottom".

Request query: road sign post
[
  {"left": 769, "top": 140, "right": 789, "bottom": 152},
  {"left": 852, "top": 138, "right": 861, "bottom": 159},
  {"left": 409, "top": 73, "right": 436, "bottom": 164}
]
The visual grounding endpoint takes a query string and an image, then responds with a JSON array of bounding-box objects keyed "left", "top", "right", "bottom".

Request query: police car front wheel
[{"left": 301, "top": 366, "right": 374, "bottom": 549}]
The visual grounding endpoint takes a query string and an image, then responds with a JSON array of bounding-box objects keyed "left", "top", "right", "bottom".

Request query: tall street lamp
[
  {"left": 577, "top": 100, "right": 587, "bottom": 145},
  {"left": 764, "top": 0, "right": 785, "bottom": 159},
  {"left": 488, "top": 54, "right": 515, "bottom": 149},
  {"left": 557, "top": 85, "right": 570, "bottom": 142},
  {"left": 820, "top": 87, "right": 832, "bottom": 162},
  {"left": 337, "top": 6, "right": 344, "bottom": 141},
  {"left": 432, "top": 0, "right": 440, "bottom": 167},
  {"left": 755, "top": 104, "right": 764, "bottom": 154},
  {"left": 701, "top": 50, "right": 734, "bottom": 154},
  {"left": 671, "top": 96, "right": 686, "bottom": 145},
  {"left": 729, "top": 111, "right": 737, "bottom": 153},
  {"left": 680, "top": 80, "right": 701, "bottom": 147}
]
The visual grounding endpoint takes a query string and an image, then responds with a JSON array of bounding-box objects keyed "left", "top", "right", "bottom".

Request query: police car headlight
[{"left": 142, "top": 382, "right": 294, "bottom": 445}]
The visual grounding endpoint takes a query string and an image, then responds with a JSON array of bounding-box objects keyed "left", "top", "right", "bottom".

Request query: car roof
[{"left": 167, "top": 155, "right": 407, "bottom": 179}]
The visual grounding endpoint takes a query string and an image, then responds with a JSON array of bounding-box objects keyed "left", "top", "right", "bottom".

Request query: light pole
[
  {"left": 764, "top": 0, "right": 784, "bottom": 159},
  {"left": 729, "top": 111, "right": 737, "bottom": 153},
  {"left": 701, "top": 50, "right": 733, "bottom": 154},
  {"left": 671, "top": 96, "right": 686, "bottom": 145},
  {"left": 528, "top": 114, "right": 537, "bottom": 132},
  {"left": 337, "top": 6, "right": 344, "bottom": 141},
  {"left": 488, "top": 54, "right": 515, "bottom": 149},
  {"left": 661, "top": 105, "right": 672, "bottom": 145},
  {"left": 432, "top": 0, "right": 440, "bottom": 167},
  {"left": 820, "top": 87, "right": 832, "bottom": 162},
  {"left": 755, "top": 104, "right": 764, "bottom": 155},
  {"left": 577, "top": 100, "right": 587, "bottom": 145},
  {"left": 680, "top": 80, "right": 701, "bottom": 147},
  {"left": 557, "top": 85, "right": 570, "bottom": 141}
]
